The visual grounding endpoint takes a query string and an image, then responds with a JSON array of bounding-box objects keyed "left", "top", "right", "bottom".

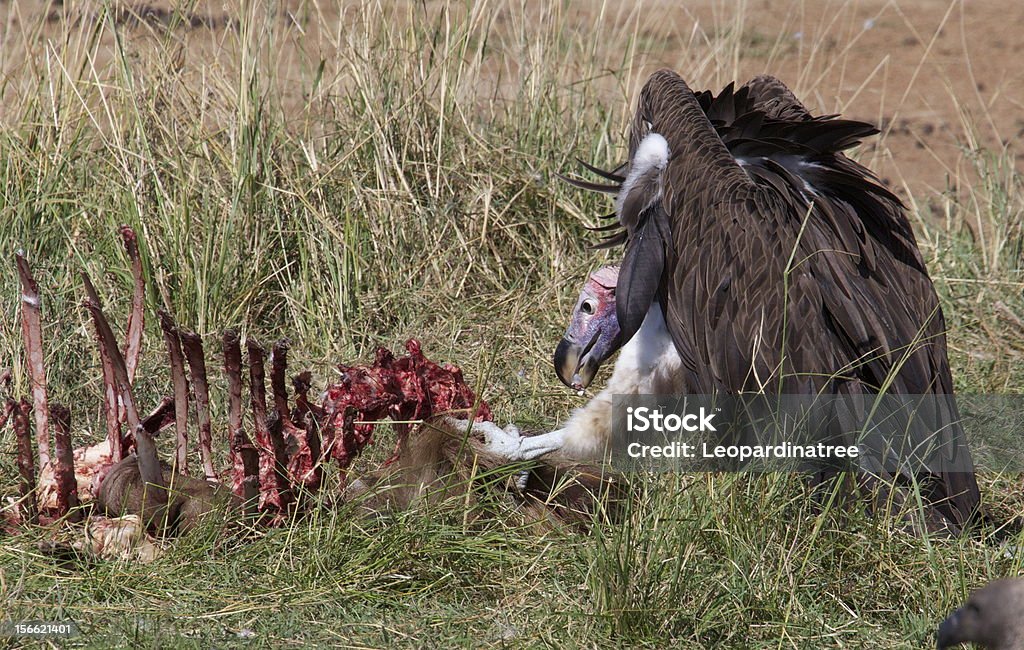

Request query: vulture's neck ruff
[{"left": 615, "top": 133, "right": 669, "bottom": 225}]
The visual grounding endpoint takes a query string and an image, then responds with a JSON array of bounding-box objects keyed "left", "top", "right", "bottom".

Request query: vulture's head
[
  {"left": 937, "top": 578, "right": 1024, "bottom": 650},
  {"left": 554, "top": 266, "right": 622, "bottom": 392}
]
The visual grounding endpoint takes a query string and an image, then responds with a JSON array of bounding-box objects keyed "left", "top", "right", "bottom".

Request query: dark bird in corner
[
  {"left": 485, "top": 70, "right": 981, "bottom": 535},
  {"left": 938, "top": 578, "right": 1024, "bottom": 649}
]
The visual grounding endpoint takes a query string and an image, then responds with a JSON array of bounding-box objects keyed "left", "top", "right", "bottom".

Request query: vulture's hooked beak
[
  {"left": 935, "top": 609, "right": 961, "bottom": 650},
  {"left": 554, "top": 328, "right": 620, "bottom": 392},
  {"left": 554, "top": 334, "right": 595, "bottom": 392}
]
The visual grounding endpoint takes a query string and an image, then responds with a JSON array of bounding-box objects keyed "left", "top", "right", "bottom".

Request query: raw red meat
[{"left": 320, "top": 339, "right": 491, "bottom": 473}]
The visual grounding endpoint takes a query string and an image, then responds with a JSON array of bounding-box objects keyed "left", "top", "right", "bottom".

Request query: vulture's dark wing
[
  {"left": 741, "top": 77, "right": 978, "bottom": 525},
  {"left": 743, "top": 74, "right": 814, "bottom": 121},
  {"left": 618, "top": 70, "right": 979, "bottom": 530}
]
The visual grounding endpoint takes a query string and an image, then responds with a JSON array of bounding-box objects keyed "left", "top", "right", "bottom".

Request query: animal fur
[
  {"left": 95, "top": 456, "right": 238, "bottom": 534},
  {"left": 344, "top": 415, "right": 628, "bottom": 530}
]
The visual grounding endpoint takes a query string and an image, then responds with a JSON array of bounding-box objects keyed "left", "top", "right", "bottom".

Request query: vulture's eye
[{"left": 581, "top": 300, "right": 595, "bottom": 315}]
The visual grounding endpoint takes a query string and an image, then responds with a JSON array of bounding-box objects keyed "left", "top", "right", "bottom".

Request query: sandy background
[{"left": 1, "top": 0, "right": 1020, "bottom": 198}]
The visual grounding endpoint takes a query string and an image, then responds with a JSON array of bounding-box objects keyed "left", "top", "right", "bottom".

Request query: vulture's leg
[
  {"left": 443, "top": 418, "right": 528, "bottom": 458},
  {"left": 506, "top": 391, "right": 618, "bottom": 461}
]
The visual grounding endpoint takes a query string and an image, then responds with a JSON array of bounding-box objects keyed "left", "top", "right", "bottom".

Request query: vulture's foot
[
  {"left": 460, "top": 419, "right": 526, "bottom": 458},
  {"left": 464, "top": 419, "right": 569, "bottom": 462},
  {"left": 447, "top": 418, "right": 565, "bottom": 460},
  {"left": 449, "top": 419, "right": 560, "bottom": 490}
]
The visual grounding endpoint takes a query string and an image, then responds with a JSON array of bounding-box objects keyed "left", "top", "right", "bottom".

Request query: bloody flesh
[{"left": 321, "top": 339, "right": 491, "bottom": 473}]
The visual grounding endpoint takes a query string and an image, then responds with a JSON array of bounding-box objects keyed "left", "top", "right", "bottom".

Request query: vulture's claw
[{"left": 514, "top": 470, "right": 530, "bottom": 492}]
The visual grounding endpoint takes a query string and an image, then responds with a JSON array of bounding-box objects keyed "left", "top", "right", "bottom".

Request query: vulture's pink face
[{"left": 554, "top": 266, "right": 622, "bottom": 391}]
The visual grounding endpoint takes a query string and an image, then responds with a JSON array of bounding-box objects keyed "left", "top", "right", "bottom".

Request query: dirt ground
[
  {"left": 545, "top": 0, "right": 1024, "bottom": 198},
  {"left": 645, "top": 0, "right": 1024, "bottom": 199},
  {"left": 2, "top": 0, "right": 1021, "bottom": 198}
]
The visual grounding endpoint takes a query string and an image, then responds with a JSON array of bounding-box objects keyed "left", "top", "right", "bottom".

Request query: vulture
[
  {"left": 482, "top": 70, "right": 980, "bottom": 533},
  {"left": 937, "top": 578, "right": 1024, "bottom": 649}
]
